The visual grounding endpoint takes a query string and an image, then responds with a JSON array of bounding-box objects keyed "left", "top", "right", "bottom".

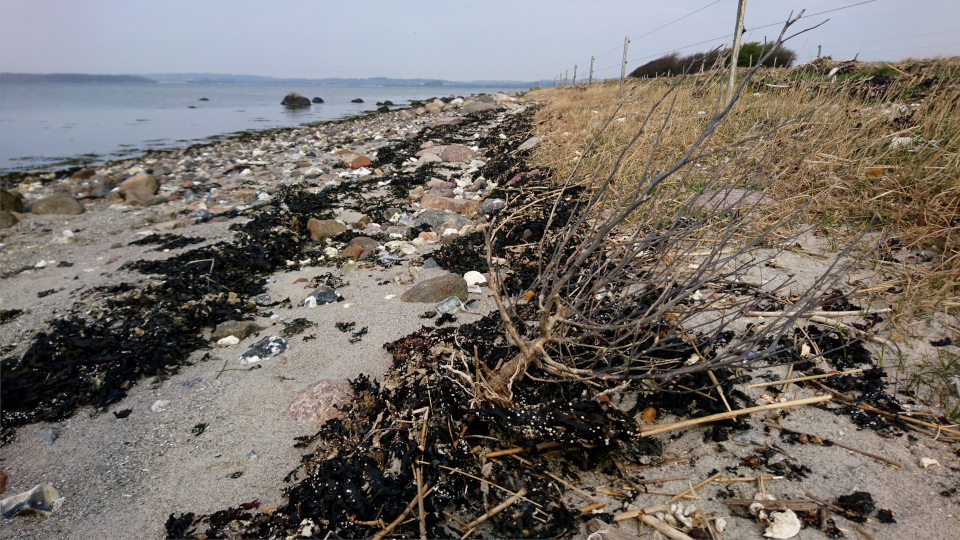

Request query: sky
[{"left": 1, "top": 0, "right": 958, "bottom": 82}]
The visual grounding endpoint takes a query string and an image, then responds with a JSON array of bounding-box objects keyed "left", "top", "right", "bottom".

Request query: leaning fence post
[
  {"left": 619, "top": 36, "right": 629, "bottom": 93},
  {"left": 589, "top": 56, "right": 594, "bottom": 86},
  {"left": 573, "top": 64, "right": 577, "bottom": 85}
]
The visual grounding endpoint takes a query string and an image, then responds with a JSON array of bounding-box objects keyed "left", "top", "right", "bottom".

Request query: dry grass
[
  {"left": 524, "top": 59, "right": 960, "bottom": 335},
  {"left": 527, "top": 59, "right": 960, "bottom": 278}
]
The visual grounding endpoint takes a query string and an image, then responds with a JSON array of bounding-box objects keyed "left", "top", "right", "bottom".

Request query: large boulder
[
  {"left": 401, "top": 274, "right": 468, "bottom": 303},
  {"left": 1, "top": 189, "right": 24, "bottom": 212},
  {"left": 312, "top": 97, "right": 324, "bottom": 103},
  {"left": 118, "top": 173, "right": 159, "bottom": 196},
  {"left": 31, "top": 195, "right": 84, "bottom": 215},
  {"left": 461, "top": 102, "right": 501, "bottom": 114},
  {"left": 281, "top": 92, "right": 311, "bottom": 107}
]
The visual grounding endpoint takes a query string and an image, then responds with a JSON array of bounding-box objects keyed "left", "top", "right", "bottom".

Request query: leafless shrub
[{"left": 482, "top": 12, "right": 864, "bottom": 406}]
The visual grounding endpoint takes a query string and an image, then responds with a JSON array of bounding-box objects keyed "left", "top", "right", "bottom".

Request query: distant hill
[
  {"left": 0, "top": 73, "right": 157, "bottom": 83},
  {"left": 141, "top": 73, "right": 550, "bottom": 88}
]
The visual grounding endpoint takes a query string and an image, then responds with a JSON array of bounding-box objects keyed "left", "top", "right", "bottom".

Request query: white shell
[{"left": 764, "top": 510, "right": 802, "bottom": 538}]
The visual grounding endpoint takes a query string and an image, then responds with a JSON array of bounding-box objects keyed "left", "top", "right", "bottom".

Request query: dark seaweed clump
[{"left": 130, "top": 233, "right": 205, "bottom": 252}]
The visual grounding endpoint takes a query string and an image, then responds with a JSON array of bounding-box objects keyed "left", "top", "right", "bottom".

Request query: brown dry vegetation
[{"left": 527, "top": 57, "right": 960, "bottom": 315}]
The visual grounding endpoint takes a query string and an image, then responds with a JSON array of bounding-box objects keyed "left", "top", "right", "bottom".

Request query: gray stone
[
  {"left": 517, "top": 137, "right": 542, "bottom": 151},
  {"left": 422, "top": 258, "right": 439, "bottom": 269},
  {"left": 282, "top": 92, "right": 311, "bottom": 107},
  {"left": 438, "top": 214, "right": 473, "bottom": 233},
  {"left": 417, "top": 153, "right": 442, "bottom": 167},
  {"left": 1, "top": 484, "right": 64, "bottom": 518},
  {"left": 462, "top": 102, "right": 500, "bottom": 113},
  {"left": 31, "top": 195, "right": 84, "bottom": 215},
  {"left": 435, "top": 296, "right": 465, "bottom": 314},
  {"left": 211, "top": 320, "right": 265, "bottom": 341},
  {"left": 386, "top": 225, "right": 410, "bottom": 238},
  {"left": 1, "top": 188, "right": 24, "bottom": 212},
  {"left": 439, "top": 144, "right": 476, "bottom": 163},
  {"left": 0, "top": 210, "right": 18, "bottom": 228},
  {"left": 239, "top": 335, "right": 288, "bottom": 365},
  {"left": 337, "top": 210, "right": 367, "bottom": 226},
  {"left": 312, "top": 97, "right": 324, "bottom": 103},
  {"left": 350, "top": 236, "right": 380, "bottom": 250},
  {"left": 303, "top": 286, "right": 341, "bottom": 307},
  {"left": 479, "top": 198, "right": 506, "bottom": 215},
  {"left": 401, "top": 274, "right": 468, "bottom": 303},
  {"left": 307, "top": 218, "right": 347, "bottom": 240},
  {"left": 123, "top": 190, "right": 166, "bottom": 207},
  {"left": 38, "top": 427, "right": 62, "bottom": 445}
]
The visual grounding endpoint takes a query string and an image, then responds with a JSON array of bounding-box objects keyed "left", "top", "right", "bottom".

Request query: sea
[{"left": 0, "top": 82, "right": 529, "bottom": 174}]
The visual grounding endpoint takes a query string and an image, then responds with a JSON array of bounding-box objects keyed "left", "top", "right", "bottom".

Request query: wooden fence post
[
  {"left": 619, "top": 36, "right": 629, "bottom": 92},
  {"left": 589, "top": 56, "right": 594, "bottom": 86}
]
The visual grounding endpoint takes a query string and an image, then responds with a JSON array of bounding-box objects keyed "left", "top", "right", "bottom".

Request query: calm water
[{"left": 0, "top": 83, "right": 525, "bottom": 173}]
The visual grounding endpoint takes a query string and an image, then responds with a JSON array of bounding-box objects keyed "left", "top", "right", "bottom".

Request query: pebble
[
  {"left": 239, "top": 335, "right": 288, "bottom": 365},
  {"left": 303, "top": 286, "right": 341, "bottom": 307}
]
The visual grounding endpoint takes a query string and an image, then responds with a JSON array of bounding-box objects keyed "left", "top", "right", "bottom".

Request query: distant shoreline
[
  {"left": 1, "top": 72, "right": 550, "bottom": 88},
  {"left": 0, "top": 73, "right": 156, "bottom": 83}
]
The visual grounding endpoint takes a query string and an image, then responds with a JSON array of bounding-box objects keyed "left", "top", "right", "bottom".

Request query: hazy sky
[{"left": 1, "top": 0, "right": 957, "bottom": 81}]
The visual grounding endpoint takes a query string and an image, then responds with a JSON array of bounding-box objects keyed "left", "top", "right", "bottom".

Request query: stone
[
  {"left": 31, "top": 195, "right": 84, "bottom": 215},
  {"left": 517, "top": 137, "right": 542, "bottom": 151},
  {"left": 281, "top": 92, "right": 311, "bottom": 107},
  {"left": 217, "top": 336, "right": 240, "bottom": 347},
  {"left": 439, "top": 144, "right": 476, "bottom": 163},
  {"left": 420, "top": 195, "right": 478, "bottom": 215},
  {"left": 690, "top": 188, "right": 773, "bottom": 212},
  {"left": 350, "top": 236, "right": 379, "bottom": 250},
  {"left": 464, "top": 271, "right": 487, "bottom": 287},
  {"left": 303, "top": 286, "right": 341, "bottom": 307},
  {"left": 479, "top": 198, "right": 506, "bottom": 215},
  {"left": 426, "top": 178, "right": 455, "bottom": 189},
  {"left": 338, "top": 210, "right": 368, "bottom": 226},
  {"left": 401, "top": 274, "right": 468, "bottom": 303},
  {"left": 348, "top": 156, "right": 372, "bottom": 169},
  {"left": 436, "top": 296, "right": 465, "bottom": 314},
  {"left": 1, "top": 189, "right": 24, "bottom": 212},
  {"left": 239, "top": 335, "right": 288, "bottom": 365},
  {"left": 0, "top": 210, "right": 18, "bottom": 228},
  {"left": 351, "top": 98, "right": 364, "bottom": 103},
  {"left": 462, "top": 102, "right": 501, "bottom": 113},
  {"left": 424, "top": 102, "right": 441, "bottom": 114},
  {"left": 70, "top": 168, "right": 96, "bottom": 180},
  {"left": 416, "top": 153, "right": 442, "bottom": 167},
  {"left": 211, "top": 320, "right": 265, "bottom": 341},
  {"left": 284, "top": 379, "right": 354, "bottom": 426},
  {"left": 307, "top": 218, "right": 347, "bottom": 240},
  {"left": 119, "top": 173, "right": 159, "bottom": 195},
  {"left": 1, "top": 484, "right": 64, "bottom": 518},
  {"left": 341, "top": 245, "right": 365, "bottom": 260},
  {"left": 312, "top": 97, "right": 324, "bottom": 103},
  {"left": 38, "top": 427, "right": 62, "bottom": 445},
  {"left": 386, "top": 225, "right": 410, "bottom": 238},
  {"left": 123, "top": 190, "right": 166, "bottom": 206}
]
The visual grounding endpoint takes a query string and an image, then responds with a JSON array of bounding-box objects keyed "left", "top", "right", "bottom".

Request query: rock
[
  {"left": 424, "top": 103, "right": 442, "bottom": 114},
  {"left": 479, "top": 198, "right": 506, "bottom": 215},
  {"left": 1, "top": 484, "right": 64, "bottom": 518},
  {"left": 464, "top": 271, "right": 487, "bottom": 287},
  {"left": 217, "top": 336, "right": 240, "bottom": 347},
  {"left": 386, "top": 225, "right": 410, "bottom": 238},
  {"left": 281, "top": 92, "right": 311, "bottom": 107},
  {"left": 150, "top": 400, "right": 169, "bottom": 412},
  {"left": 312, "top": 97, "right": 324, "bottom": 103},
  {"left": 439, "top": 144, "right": 476, "bottom": 163},
  {"left": 1, "top": 189, "right": 24, "bottom": 212},
  {"left": 350, "top": 236, "right": 380, "bottom": 250},
  {"left": 38, "top": 427, "right": 62, "bottom": 445},
  {"left": 425, "top": 117, "right": 464, "bottom": 128},
  {"left": 462, "top": 102, "right": 501, "bottom": 113},
  {"left": 420, "top": 195, "right": 478, "bottom": 215},
  {"left": 119, "top": 173, "right": 159, "bottom": 195},
  {"left": 348, "top": 156, "right": 372, "bottom": 169},
  {"left": 239, "top": 335, "right": 288, "bottom": 365},
  {"left": 401, "top": 274, "right": 468, "bottom": 303},
  {"left": 211, "top": 320, "right": 265, "bottom": 341},
  {"left": 436, "top": 296, "right": 465, "bottom": 314},
  {"left": 517, "top": 137, "right": 542, "bottom": 151},
  {"left": 690, "top": 188, "right": 772, "bottom": 212},
  {"left": 341, "top": 245, "right": 365, "bottom": 260},
  {"left": 764, "top": 509, "right": 802, "bottom": 538},
  {"left": 307, "top": 218, "right": 347, "bottom": 240},
  {"left": 284, "top": 380, "right": 354, "bottom": 426},
  {"left": 416, "top": 153, "right": 442, "bottom": 167},
  {"left": 303, "top": 286, "right": 341, "bottom": 307},
  {"left": 0, "top": 210, "right": 18, "bottom": 228},
  {"left": 31, "top": 195, "right": 84, "bottom": 215},
  {"left": 122, "top": 190, "right": 166, "bottom": 206},
  {"left": 337, "top": 210, "right": 368, "bottom": 227},
  {"left": 351, "top": 98, "right": 364, "bottom": 103},
  {"left": 70, "top": 168, "right": 96, "bottom": 180}
]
